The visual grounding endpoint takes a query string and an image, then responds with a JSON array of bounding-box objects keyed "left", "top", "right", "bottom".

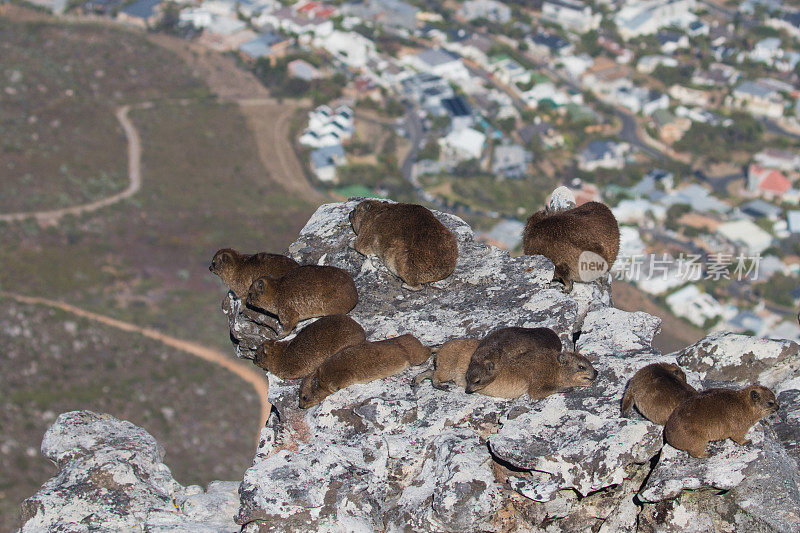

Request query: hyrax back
[
  {"left": 209, "top": 248, "right": 299, "bottom": 298},
  {"left": 522, "top": 201, "right": 619, "bottom": 290},
  {"left": 664, "top": 385, "right": 779, "bottom": 458},
  {"left": 246, "top": 265, "right": 358, "bottom": 335},
  {"left": 621, "top": 362, "right": 697, "bottom": 425},
  {"left": 349, "top": 200, "right": 459, "bottom": 288},
  {"left": 465, "top": 327, "right": 562, "bottom": 393},
  {"left": 478, "top": 349, "right": 597, "bottom": 400},
  {"left": 253, "top": 315, "right": 366, "bottom": 379},
  {"left": 299, "top": 334, "right": 431, "bottom": 407},
  {"left": 413, "top": 337, "right": 481, "bottom": 388}
]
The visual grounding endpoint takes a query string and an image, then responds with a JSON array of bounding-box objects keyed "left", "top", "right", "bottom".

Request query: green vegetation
[
  {"left": 251, "top": 55, "right": 346, "bottom": 106},
  {"left": 674, "top": 113, "right": 765, "bottom": 160},
  {"left": 0, "top": 18, "right": 207, "bottom": 212}
]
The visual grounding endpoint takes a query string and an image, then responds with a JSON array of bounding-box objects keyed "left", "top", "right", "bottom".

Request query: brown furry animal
[
  {"left": 299, "top": 334, "right": 431, "bottom": 408},
  {"left": 246, "top": 265, "right": 358, "bottom": 335},
  {"left": 416, "top": 337, "right": 596, "bottom": 399},
  {"left": 664, "top": 385, "right": 779, "bottom": 458},
  {"left": 464, "top": 327, "right": 563, "bottom": 393},
  {"left": 349, "top": 200, "right": 459, "bottom": 289},
  {"left": 621, "top": 362, "right": 697, "bottom": 425},
  {"left": 252, "top": 315, "right": 366, "bottom": 379},
  {"left": 522, "top": 201, "right": 620, "bottom": 291},
  {"left": 209, "top": 248, "right": 299, "bottom": 299}
]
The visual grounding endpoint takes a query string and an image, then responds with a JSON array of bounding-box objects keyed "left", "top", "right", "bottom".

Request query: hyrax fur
[
  {"left": 349, "top": 200, "right": 459, "bottom": 289},
  {"left": 253, "top": 315, "right": 366, "bottom": 379},
  {"left": 465, "top": 327, "right": 563, "bottom": 393},
  {"left": 209, "top": 248, "right": 299, "bottom": 299},
  {"left": 621, "top": 362, "right": 697, "bottom": 425},
  {"left": 299, "top": 334, "right": 431, "bottom": 408},
  {"left": 664, "top": 385, "right": 779, "bottom": 458},
  {"left": 522, "top": 201, "right": 620, "bottom": 291},
  {"left": 246, "top": 265, "right": 358, "bottom": 335}
]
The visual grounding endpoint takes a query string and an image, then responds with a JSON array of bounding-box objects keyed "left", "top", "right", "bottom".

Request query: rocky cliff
[{"left": 20, "top": 200, "right": 800, "bottom": 532}]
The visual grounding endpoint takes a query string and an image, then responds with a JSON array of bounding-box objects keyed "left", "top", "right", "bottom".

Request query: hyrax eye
[{"left": 578, "top": 365, "right": 586, "bottom": 370}]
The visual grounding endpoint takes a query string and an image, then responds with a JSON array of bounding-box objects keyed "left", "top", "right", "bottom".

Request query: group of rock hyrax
[{"left": 210, "top": 196, "right": 780, "bottom": 459}]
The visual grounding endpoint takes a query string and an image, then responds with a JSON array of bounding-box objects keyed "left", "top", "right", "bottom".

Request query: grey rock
[
  {"left": 773, "top": 389, "right": 800, "bottom": 463},
  {"left": 676, "top": 332, "right": 800, "bottom": 389},
  {"left": 20, "top": 411, "right": 239, "bottom": 532},
  {"left": 489, "top": 307, "right": 666, "bottom": 498}
]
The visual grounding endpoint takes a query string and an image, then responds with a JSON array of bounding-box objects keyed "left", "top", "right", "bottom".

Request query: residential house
[
  {"left": 615, "top": 0, "right": 698, "bottom": 40},
  {"left": 401, "top": 72, "right": 454, "bottom": 112},
  {"left": 341, "top": 0, "right": 419, "bottom": 32},
  {"left": 442, "top": 96, "right": 473, "bottom": 131},
  {"left": 492, "top": 143, "right": 530, "bottom": 179},
  {"left": 459, "top": 0, "right": 510, "bottom": 23},
  {"left": 661, "top": 184, "right": 730, "bottom": 213},
  {"left": 767, "top": 10, "right": 800, "bottom": 39},
  {"left": 310, "top": 144, "right": 347, "bottom": 182},
  {"left": 518, "top": 121, "right": 564, "bottom": 149},
  {"left": 612, "top": 198, "right": 667, "bottom": 224},
  {"left": 528, "top": 33, "right": 575, "bottom": 58},
  {"left": 541, "top": 0, "right": 601, "bottom": 33},
  {"left": 666, "top": 284, "right": 726, "bottom": 327},
  {"left": 199, "top": 17, "right": 254, "bottom": 51},
  {"left": 787, "top": 210, "right": 800, "bottom": 233},
  {"left": 728, "top": 81, "right": 786, "bottom": 119},
  {"left": 636, "top": 55, "right": 678, "bottom": 74},
  {"left": 238, "top": 32, "right": 289, "bottom": 64},
  {"left": 611, "top": 86, "right": 669, "bottom": 116},
  {"left": 489, "top": 56, "right": 531, "bottom": 86},
  {"left": 740, "top": 199, "right": 783, "bottom": 220},
  {"left": 717, "top": 219, "right": 773, "bottom": 254},
  {"left": 656, "top": 31, "right": 689, "bottom": 54},
  {"left": 558, "top": 54, "right": 594, "bottom": 79},
  {"left": 597, "top": 35, "right": 634, "bottom": 64},
  {"left": 117, "top": 0, "right": 162, "bottom": 27},
  {"left": 257, "top": 4, "right": 334, "bottom": 38},
  {"left": 668, "top": 85, "right": 711, "bottom": 107},
  {"left": 652, "top": 109, "right": 691, "bottom": 144},
  {"left": 300, "top": 105, "right": 354, "bottom": 148},
  {"left": 445, "top": 33, "right": 492, "bottom": 68},
  {"left": 288, "top": 59, "right": 322, "bottom": 80},
  {"left": 345, "top": 77, "right": 382, "bottom": 101},
  {"left": 315, "top": 30, "right": 376, "bottom": 69},
  {"left": 635, "top": 254, "right": 689, "bottom": 295},
  {"left": 754, "top": 148, "right": 800, "bottom": 171},
  {"left": 406, "top": 48, "right": 470, "bottom": 83},
  {"left": 686, "top": 19, "right": 709, "bottom": 36},
  {"left": 748, "top": 164, "right": 792, "bottom": 200},
  {"left": 691, "top": 63, "right": 741, "bottom": 87},
  {"left": 577, "top": 140, "right": 629, "bottom": 171},
  {"left": 439, "top": 127, "right": 486, "bottom": 163}
]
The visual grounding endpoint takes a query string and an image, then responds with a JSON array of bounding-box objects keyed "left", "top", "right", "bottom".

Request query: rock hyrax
[
  {"left": 246, "top": 265, "right": 358, "bottom": 335},
  {"left": 253, "top": 315, "right": 367, "bottom": 379},
  {"left": 465, "top": 327, "right": 563, "bottom": 393},
  {"left": 417, "top": 337, "right": 596, "bottom": 399},
  {"left": 664, "top": 385, "right": 779, "bottom": 458},
  {"left": 349, "top": 200, "right": 459, "bottom": 289},
  {"left": 299, "top": 334, "right": 431, "bottom": 408},
  {"left": 522, "top": 201, "right": 619, "bottom": 291},
  {"left": 209, "top": 248, "right": 299, "bottom": 299},
  {"left": 621, "top": 362, "right": 697, "bottom": 425}
]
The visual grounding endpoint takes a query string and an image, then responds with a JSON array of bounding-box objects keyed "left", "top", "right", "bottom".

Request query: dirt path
[
  {"left": 0, "top": 105, "right": 143, "bottom": 225},
  {"left": 0, "top": 292, "right": 271, "bottom": 436},
  {"left": 238, "top": 98, "right": 327, "bottom": 201}
]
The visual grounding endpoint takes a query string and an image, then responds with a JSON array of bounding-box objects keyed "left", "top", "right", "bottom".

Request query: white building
[
  {"left": 541, "top": 0, "right": 601, "bottom": 33},
  {"left": 717, "top": 219, "right": 773, "bottom": 255},
  {"left": 314, "top": 30, "right": 376, "bottom": 69},
  {"left": 299, "top": 105, "right": 354, "bottom": 148},
  {"left": 666, "top": 284, "right": 726, "bottom": 327},
  {"left": 616, "top": 0, "right": 698, "bottom": 40},
  {"left": 439, "top": 127, "right": 486, "bottom": 163},
  {"left": 459, "top": 0, "right": 511, "bottom": 23},
  {"left": 636, "top": 55, "right": 678, "bottom": 73},
  {"left": 405, "top": 48, "right": 471, "bottom": 83}
]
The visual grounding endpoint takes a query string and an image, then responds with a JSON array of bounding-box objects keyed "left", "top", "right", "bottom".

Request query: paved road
[
  {"left": 0, "top": 291, "right": 271, "bottom": 439},
  {"left": 613, "top": 109, "right": 666, "bottom": 161},
  {"left": 0, "top": 105, "right": 144, "bottom": 225},
  {"left": 761, "top": 117, "right": 800, "bottom": 141},
  {"left": 400, "top": 104, "right": 424, "bottom": 184}
]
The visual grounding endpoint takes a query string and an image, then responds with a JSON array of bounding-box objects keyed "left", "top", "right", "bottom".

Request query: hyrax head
[
  {"left": 557, "top": 351, "right": 597, "bottom": 388},
  {"left": 464, "top": 353, "right": 501, "bottom": 394},
  {"left": 349, "top": 200, "right": 381, "bottom": 234},
  {"left": 299, "top": 373, "right": 329, "bottom": 408},
  {"left": 246, "top": 276, "right": 277, "bottom": 311},
  {"left": 209, "top": 248, "right": 238, "bottom": 277},
  {"left": 745, "top": 384, "right": 779, "bottom": 417},
  {"left": 658, "top": 362, "right": 687, "bottom": 382}
]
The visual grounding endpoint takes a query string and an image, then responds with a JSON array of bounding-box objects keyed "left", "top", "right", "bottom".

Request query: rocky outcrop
[
  {"left": 20, "top": 411, "right": 239, "bottom": 532},
  {"left": 20, "top": 200, "right": 800, "bottom": 531}
]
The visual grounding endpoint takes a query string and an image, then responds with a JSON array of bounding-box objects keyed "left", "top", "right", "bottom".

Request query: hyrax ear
[
  {"left": 486, "top": 361, "right": 495, "bottom": 371},
  {"left": 220, "top": 251, "right": 232, "bottom": 263},
  {"left": 254, "top": 278, "right": 265, "bottom": 292},
  {"left": 557, "top": 352, "right": 567, "bottom": 364},
  {"left": 750, "top": 389, "right": 760, "bottom": 402}
]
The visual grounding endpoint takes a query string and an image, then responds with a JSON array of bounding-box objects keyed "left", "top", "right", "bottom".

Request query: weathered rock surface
[
  {"left": 19, "top": 200, "right": 800, "bottom": 532},
  {"left": 20, "top": 411, "right": 239, "bottom": 532}
]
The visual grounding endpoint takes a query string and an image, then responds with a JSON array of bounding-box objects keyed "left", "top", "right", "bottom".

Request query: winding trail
[
  {"left": 0, "top": 104, "right": 144, "bottom": 225},
  {"left": 0, "top": 292, "right": 271, "bottom": 437}
]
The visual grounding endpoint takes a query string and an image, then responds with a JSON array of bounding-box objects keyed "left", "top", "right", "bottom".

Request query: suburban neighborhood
[{"left": 22, "top": 0, "right": 800, "bottom": 341}]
